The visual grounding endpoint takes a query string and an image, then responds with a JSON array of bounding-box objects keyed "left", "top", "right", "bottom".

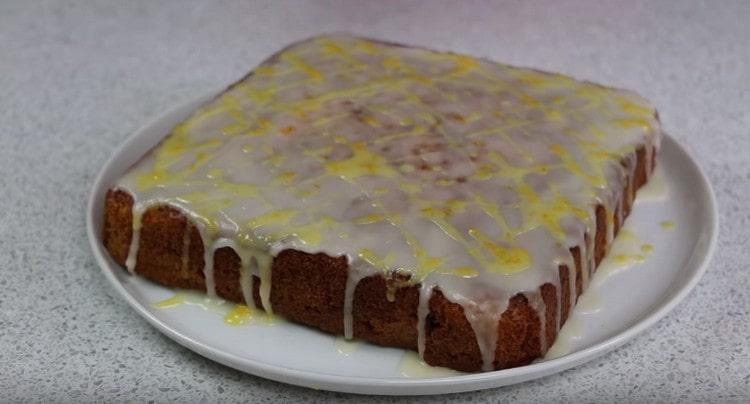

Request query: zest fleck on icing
[{"left": 116, "top": 34, "right": 660, "bottom": 371}]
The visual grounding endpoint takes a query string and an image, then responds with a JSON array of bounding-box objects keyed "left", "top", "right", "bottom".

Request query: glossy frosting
[{"left": 116, "top": 34, "right": 660, "bottom": 371}]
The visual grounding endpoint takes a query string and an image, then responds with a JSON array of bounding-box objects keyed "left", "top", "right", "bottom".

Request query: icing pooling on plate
[{"left": 115, "top": 34, "right": 660, "bottom": 371}]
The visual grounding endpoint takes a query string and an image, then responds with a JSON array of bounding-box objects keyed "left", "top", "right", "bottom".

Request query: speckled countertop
[{"left": 1, "top": 1, "right": 748, "bottom": 402}]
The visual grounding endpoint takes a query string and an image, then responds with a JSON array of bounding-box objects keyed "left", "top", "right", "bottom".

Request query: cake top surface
[{"left": 118, "top": 34, "right": 659, "bottom": 295}]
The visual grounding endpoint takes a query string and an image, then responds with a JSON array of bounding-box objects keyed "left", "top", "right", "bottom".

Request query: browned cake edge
[{"left": 102, "top": 145, "right": 655, "bottom": 372}]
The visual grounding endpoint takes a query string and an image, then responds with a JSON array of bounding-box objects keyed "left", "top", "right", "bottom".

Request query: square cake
[{"left": 103, "top": 34, "right": 660, "bottom": 372}]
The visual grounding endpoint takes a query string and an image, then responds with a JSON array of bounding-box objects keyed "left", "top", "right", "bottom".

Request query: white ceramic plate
[{"left": 87, "top": 92, "right": 717, "bottom": 395}]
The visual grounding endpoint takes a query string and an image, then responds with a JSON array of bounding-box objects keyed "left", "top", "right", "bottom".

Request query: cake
[{"left": 102, "top": 34, "right": 660, "bottom": 372}]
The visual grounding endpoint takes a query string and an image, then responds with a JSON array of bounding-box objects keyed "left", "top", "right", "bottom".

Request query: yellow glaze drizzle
[
  {"left": 153, "top": 294, "right": 277, "bottom": 326},
  {"left": 224, "top": 304, "right": 253, "bottom": 325},
  {"left": 152, "top": 292, "right": 228, "bottom": 314},
  {"left": 596, "top": 228, "right": 654, "bottom": 279},
  {"left": 660, "top": 220, "right": 675, "bottom": 230},
  {"left": 118, "top": 35, "right": 661, "bottom": 372}
]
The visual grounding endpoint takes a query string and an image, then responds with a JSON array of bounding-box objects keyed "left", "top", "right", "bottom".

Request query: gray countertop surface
[{"left": 1, "top": 1, "right": 748, "bottom": 402}]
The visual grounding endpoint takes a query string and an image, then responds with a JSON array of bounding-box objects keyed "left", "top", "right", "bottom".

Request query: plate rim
[{"left": 86, "top": 92, "right": 719, "bottom": 395}]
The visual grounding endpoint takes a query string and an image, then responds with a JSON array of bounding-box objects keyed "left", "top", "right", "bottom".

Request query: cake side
[{"left": 102, "top": 143, "right": 653, "bottom": 371}]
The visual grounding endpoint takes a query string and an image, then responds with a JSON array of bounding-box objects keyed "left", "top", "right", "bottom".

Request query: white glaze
[
  {"left": 334, "top": 336, "right": 362, "bottom": 356},
  {"left": 398, "top": 351, "right": 463, "bottom": 378},
  {"left": 636, "top": 164, "right": 668, "bottom": 201}
]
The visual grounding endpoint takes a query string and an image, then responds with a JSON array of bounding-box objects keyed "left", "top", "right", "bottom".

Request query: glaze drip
[{"left": 115, "top": 34, "right": 661, "bottom": 371}]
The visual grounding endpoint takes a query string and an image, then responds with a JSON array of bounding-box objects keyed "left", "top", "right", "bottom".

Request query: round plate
[{"left": 87, "top": 92, "right": 718, "bottom": 395}]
